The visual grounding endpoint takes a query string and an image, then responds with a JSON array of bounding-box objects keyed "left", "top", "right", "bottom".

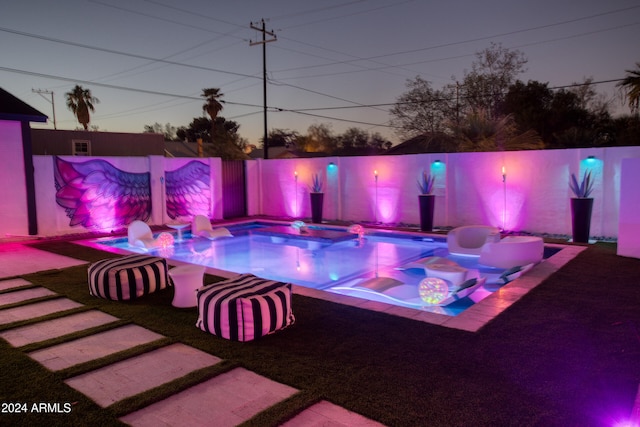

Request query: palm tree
[
  {"left": 65, "top": 85, "right": 99, "bottom": 130},
  {"left": 617, "top": 63, "right": 640, "bottom": 114},
  {"left": 201, "top": 88, "right": 224, "bottom": 141}
]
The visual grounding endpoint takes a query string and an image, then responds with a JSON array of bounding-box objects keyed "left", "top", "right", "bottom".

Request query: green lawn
[{"left": 1, "top": 241, "right": 639, "bottom": 426}]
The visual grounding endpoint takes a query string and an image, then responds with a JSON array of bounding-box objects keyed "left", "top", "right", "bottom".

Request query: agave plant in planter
[
  {"left": 309, "top": 173, "right": 324, "bottom": 223},
  {"left": 417, "top": 171, "right": 436, "bottom": 232},
  {"left": 569, "top": 170, "right": 594, "bottom": 243}
]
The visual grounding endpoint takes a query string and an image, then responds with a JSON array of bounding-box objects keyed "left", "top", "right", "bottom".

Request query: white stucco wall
[
  {"left": 249, "top": 146, "right": 640, "bottom": 239},
  {"left": 618, "top": 157, "right": 640, "bottom": 258},
  {"left": 0, "top": 120, "right": 29, "bottom": 238},
  {"left": 23, "top": 145, "right": 640, "bottom": 239}
]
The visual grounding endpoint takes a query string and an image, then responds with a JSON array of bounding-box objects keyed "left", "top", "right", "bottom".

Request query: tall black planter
[
  {"left": 310, "top": 192, "right": 324, "bottom": 223},
  {"left": 419, "top": 194, "right": 435, "bottom": 232},
  {"left": 571, "top": 197, "right": 593, "bottom": 243}
]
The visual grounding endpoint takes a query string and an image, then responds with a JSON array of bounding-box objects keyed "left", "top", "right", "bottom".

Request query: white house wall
[{"left": 0, "top": 120, "right": 29, "bottom": 238}]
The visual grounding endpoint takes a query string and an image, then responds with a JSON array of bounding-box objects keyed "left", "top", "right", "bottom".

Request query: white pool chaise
[{"left": 479, "top": 236, "right": 544, "bottom": 269}]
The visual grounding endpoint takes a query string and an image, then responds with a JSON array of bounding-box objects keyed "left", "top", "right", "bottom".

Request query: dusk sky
[{"left": 2, "top": 0, "right": 639, "bottom": 145}]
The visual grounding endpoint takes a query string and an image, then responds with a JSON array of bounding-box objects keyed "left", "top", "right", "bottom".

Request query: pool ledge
[{"left": 292, "top": 243, "right": 586, "bottom": 332}]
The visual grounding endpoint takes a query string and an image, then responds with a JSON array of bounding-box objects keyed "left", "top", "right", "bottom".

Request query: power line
[
  {"left": 271, "top": 22, "right": 639, "bottom": 83},
  {"left": 0, "top": 66, "right": 264, "bottom": 109},
  {"left": 2, "top": 65, "right": 626, "bottom": 132},
  {"left": 0, "top": 26, "right": 258, "bottom": 80},
  {"left": 274, "top": 0, "right": 417, "bottom": 30},
  {"left": 0, "top": 25, "right": 381, "bottom": 118},
  {"left": 284, "top": 78, "right": 626, "bottom": 112},
  {"left": 87, "top": 0, "right": 248, "bottom": 39},
  {"left": 272, "top": 5, "right": 640, "bottom": 73},
  {"left": 277, "top": 108, "right": 400, "bottom": 129}
]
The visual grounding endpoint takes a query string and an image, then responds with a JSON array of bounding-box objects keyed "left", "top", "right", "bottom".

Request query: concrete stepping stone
[
  {"left": 0, "top": 278, "right": 32, "bottom": 291},
  {"left": 65, "top": 343, "right": 222, "bottom": 407},
  {"left": 0, "top": 243, "right": 86, "bottom": 278},
  {"left": 281, "top": 400, "right": 386, "bottom": 426},
  {"left": 0, "top": 298, "right": 82, "bottom": 326},
  {"left": 0, "top": 310, "right": 119, "bottom": 347},
  {"left": 119, "top": 367, "right": 298, "bottom": 427},
  {"left": 28, "top": 324, "right": 164, "bottom": 371},
  {"left": 0, "top": 287, "right": 57, "bottom": 306}
]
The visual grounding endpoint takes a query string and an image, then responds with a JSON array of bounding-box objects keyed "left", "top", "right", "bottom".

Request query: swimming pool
[{"left": 84, "top": 220, "right": 555, "bottom": 317}]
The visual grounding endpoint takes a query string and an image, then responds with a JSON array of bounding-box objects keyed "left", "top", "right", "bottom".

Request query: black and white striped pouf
[
  {"left": 196, "top": 273, "right": 295, "bottom": 342},
  {"left": 88, "top": 255, "right": 170, "bottom": 300}
]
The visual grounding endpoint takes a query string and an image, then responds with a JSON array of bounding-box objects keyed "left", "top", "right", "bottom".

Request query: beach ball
[
  {"left": 419, "top": 277, "right": 449, "bottom": 305},
  {"left": 157, "top": 232, "right": 175, "bottom": 248}
]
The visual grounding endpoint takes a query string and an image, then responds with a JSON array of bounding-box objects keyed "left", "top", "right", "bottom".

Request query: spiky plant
[
  {"left": 569, "top": 170, "right": 594, "bottom": 198},
  {"left": 310, "top": 173, "right": 323, "bottom": 193},
  {"left": 417, "top": 170, "right": 435, "bottom": 195}
]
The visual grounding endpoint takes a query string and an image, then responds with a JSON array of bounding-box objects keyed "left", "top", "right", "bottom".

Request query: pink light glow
[
  {"left": 284, "top": 170, "right": 301, "bottom": 217},
  {"left": 376, "top": 187, "right": 401, "bottom": 223},
  {"left": 487, "top": 187, "right": 526, "bottom": 231}
]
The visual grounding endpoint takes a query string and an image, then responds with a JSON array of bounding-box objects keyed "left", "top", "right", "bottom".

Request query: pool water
[{"left": 88, "top": 221, "right": 544, "bottom": 316}]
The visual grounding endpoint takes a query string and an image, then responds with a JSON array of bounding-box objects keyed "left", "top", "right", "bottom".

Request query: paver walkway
[
  {"left": 28, "top": 324, "right": 165, "bottom": 371},
  {"left": 120, "top": 368, "right": 299, "bottom": 427},
  {"left": 65, "top": 343, "right": 222, "bottom": 407},
  {"left": 0, "top": 298, "right": 83, "bottom": 325},
  {"left": 0, "top": 310, "right": 118, "bottom": 347},
  {"left": 0, "top": 244, "right": 385, "bottom": 426}
]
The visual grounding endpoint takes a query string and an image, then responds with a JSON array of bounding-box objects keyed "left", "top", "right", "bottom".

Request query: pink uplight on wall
[
  {"left": 488, "top": 189, "right": 525, "bottom": 231},
  {"left": 502, "top": 165, "right": 507, "bottom": 230},
  {"left": 367, "top": 167, "right": 400, "bottom": 224},
  {"left": 374, "top": 169, "right": 379, "bottom": 223},
  {"left": 377, "top": 189, "right": 401, "bottom": 223},
  {"left": 294, "top": 170, "right": 299, "bottom": 218}
]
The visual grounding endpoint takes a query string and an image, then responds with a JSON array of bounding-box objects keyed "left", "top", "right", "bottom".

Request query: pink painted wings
[{"left": 54, "top": 157, "right": 151, "bottom": 229}]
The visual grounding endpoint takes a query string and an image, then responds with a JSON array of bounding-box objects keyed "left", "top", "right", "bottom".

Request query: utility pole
[
  {"left": 32, "top": 88, "right": 57, "bottom": 129},
  {"left": 250, "top": 19, "right": 276, "bottom": 159}
]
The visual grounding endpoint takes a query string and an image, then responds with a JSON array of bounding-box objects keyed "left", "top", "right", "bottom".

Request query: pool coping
[{"left": 76, "top": 220, "right": 586, "bottom": 333}]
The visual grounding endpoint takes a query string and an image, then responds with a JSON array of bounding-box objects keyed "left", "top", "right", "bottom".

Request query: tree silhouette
[
  {"left": 201, "top": 88, "right": 224, "bottom": 140},
  {"left": 65, "top": 85, "right": 98, "bottom": 130},
  {"left": 618, "top": 63, "right": 640, "bottom": 114}
]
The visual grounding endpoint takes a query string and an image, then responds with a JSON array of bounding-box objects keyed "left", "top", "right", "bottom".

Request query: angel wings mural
[
  {"left": 165, "top": 161, "right": 211, "bottom": 219},
  {"left": 54, "top": 157, "right": 151, "bottom": 229},
  {"left": 54, "top": 157, "right": 211, "bottom": 229}
]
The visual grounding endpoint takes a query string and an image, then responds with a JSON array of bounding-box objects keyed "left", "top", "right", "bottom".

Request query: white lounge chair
[
  {"left": 128, "top": 220, "right": 161, "bottom": 249},
  {"left": 479, "top": 236, "right": 544, "bottom": 269},
  {"left": 447, "top": 225, "right": 501, "bottom": 256},
  {"left": 191, "top": 215, "right": 232, "bottom": 240}
]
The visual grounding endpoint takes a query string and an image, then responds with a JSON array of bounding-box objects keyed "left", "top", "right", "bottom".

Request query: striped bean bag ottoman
[
  {"left": 196, "top": 273, "right": 295, "bottom": 342},
  {"left": 88, "top": 255, "right": 170, "bottom": 301}
]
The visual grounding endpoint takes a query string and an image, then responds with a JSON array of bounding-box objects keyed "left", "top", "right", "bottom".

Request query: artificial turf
[{"left": 1, "top": 241, "right": 639, "bottom": 426}]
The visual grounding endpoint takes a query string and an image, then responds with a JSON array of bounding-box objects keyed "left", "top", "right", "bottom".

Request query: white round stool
[{"left": 169, "top": 264, "right": 205, "bottom": 308}]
